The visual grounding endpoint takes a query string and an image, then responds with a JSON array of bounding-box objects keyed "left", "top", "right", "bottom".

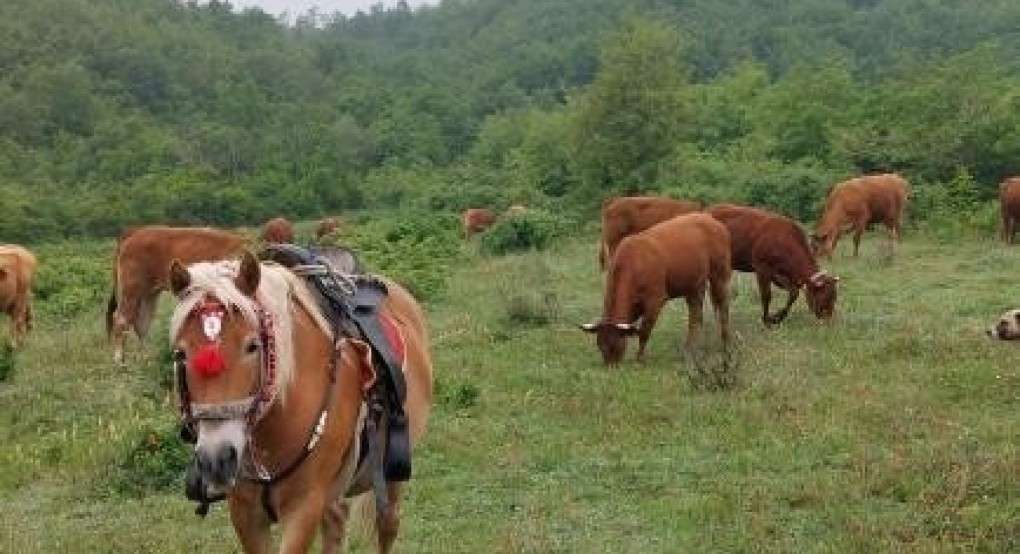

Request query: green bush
[
  {"left": 112, "top": 421, "right": 192, "bottom": 497},
  {"left": 479, "top": 209, "right": 568, "bottom": 255}
]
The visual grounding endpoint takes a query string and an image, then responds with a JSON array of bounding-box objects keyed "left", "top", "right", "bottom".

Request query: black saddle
[{"left": 259, "top": 243, "right": 411, "bottom": 482}]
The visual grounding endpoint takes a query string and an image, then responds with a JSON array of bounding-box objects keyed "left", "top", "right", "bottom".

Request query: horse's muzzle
[{"left": 195, "top": 443, "right": 239, "bottom": 488}]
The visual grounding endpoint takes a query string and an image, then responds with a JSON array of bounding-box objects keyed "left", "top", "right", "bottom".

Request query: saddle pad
[{"left": 378, "top": 313, "right": 406, "bottom": 368}]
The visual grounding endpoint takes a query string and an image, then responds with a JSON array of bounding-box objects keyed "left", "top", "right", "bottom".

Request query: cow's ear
[
  {"left": 235, "top": 250, "right": 261, "bottom": 297},
  {"left": 0, "top": 267, "right": 6, "bottom": 279},
  {"left": 169, "top": 260, "right": 190, "bottom": 296}
]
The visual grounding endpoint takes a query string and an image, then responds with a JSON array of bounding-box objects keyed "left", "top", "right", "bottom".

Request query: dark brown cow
[
  {"left": 106, "top": 226, "right": 247, "bottom": 365},
  {"left": 461, "top": 208, "right": 497, "bottom": 237},
  {"left": 998, "top": 177, "right": 1020, "bottom": 243},
  {"left": 812, "top": 173, "right": 910, "bottom": 259},
  {"left": 581, "top": 212, "right": 731, "bottom": 365},
  {"left": 262, "top": 216, "right": 294, "bottom": 244},
  {"left": 599, "top": 196, "right": 701, "bottom": 270},
  {"left": 708, "top": 203, "right": 839, "bottom": 325},
  {"left": 0, "top": 244, "right": 37, "bottom": 347},
  {"left": 314, "top": 216, "right": 342, "bottom": 241}
]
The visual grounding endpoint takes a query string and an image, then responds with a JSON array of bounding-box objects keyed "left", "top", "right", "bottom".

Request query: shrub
[
  {"left": 112, "top": 421, "right": 192, "bottom": 497},
  {"left": 479, "top": 209, "right": 568, "bottom": 255}
]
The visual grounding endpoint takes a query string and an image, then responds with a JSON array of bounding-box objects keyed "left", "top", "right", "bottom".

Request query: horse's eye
[{"left": 245, "top": 340, "right": 260, "bottom": 354}]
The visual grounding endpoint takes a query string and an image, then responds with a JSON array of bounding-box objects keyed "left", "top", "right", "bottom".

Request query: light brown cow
[
  {"left": 811, "top": 173, "right": 910, "bottom": 259},
  {"left": 0, "top": 244, "right": 37, "bottom": 347},
  {"left": 314, "top": 216, "right": 342, "bottom": 241},
  {"left": 581, "top": 212, "right": 731, "bottom": 365},
  {"left": 599, "top": 196, "right": 701, "bottom": 270},
  {"left": 262, "top": 216, "right": 294, "bottom": 244},
  {"left": 106, "top": 226, "right": 247, "bottom": 365},
  {"left": 461, "top": 208, "right": 497, "bottom": 237},
  {"left": 998, "top": 177, "right": 1020, "bottom": 244},
  {"left": 708, "top": 203, "right": 839, "bottom": 325}
]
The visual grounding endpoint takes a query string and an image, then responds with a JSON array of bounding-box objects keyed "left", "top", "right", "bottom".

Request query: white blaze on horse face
[{"left": 202, "top": 311, "right": 224, "bottom": 340}]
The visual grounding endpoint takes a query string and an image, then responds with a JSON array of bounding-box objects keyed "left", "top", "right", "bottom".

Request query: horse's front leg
[
  {"left": 278, "top": 490, "right": 329, "bottom": 554},
  {"left": 228, "top": 493, "right": 273, "bottom": 554}
]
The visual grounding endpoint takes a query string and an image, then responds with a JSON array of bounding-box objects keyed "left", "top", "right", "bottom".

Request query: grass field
[{"left": 0, "top": 232, "right": 1016, "bottom": 553}]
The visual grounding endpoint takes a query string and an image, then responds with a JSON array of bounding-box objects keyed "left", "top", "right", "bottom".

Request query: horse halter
[{"left": 176, "top": 296, "right": 278, "bottom": 437}]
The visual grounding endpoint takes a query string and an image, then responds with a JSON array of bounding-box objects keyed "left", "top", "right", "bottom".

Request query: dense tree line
[{"left": 0, "top": 0, "right": 1017, "bottom": 241}]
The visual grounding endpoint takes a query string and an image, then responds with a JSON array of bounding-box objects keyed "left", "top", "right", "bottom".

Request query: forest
[{"left": 0, "top": 0, "right": 1017, "bottom": 240}]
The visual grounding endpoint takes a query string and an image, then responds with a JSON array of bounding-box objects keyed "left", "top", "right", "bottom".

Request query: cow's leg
[
  {"left": 755, "top": 271, "right": 776, "bottom": 325},
  {"left": 683, "top": 292, "right": 705, "bottom": 352},
  {"left": 709, "top": 276, "right": 731, "bottom": 347},
  {"left": 851, "top": 225, "right": 865, "bottom": 257},
  {"left": 1008, "top": 216, "right": 1016, "bottom": 245},
  {"left": 635, "top": 297, "right": 665, "bottom": 362}
]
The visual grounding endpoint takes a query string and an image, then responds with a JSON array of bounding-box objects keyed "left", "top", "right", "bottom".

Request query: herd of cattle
[{"left": 0, "top": 174, "right": 1019, "bottom": 360}]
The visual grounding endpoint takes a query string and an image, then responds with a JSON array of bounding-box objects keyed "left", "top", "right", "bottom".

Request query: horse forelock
[{"left": 169, "top": 260, "right": 332, "bottom": 405}]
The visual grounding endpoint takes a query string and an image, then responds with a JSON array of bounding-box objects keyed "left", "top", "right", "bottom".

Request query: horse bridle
[{"left": 174, "top": 293, "right": 349, "bottom": 522}]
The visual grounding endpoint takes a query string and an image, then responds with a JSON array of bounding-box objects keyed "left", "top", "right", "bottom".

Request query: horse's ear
[
  {"left": 235, "top": 250, "right": 261, "bottom": 297},
  {"left": 169, "top": 260, "right": 190, "bottom": 296}
]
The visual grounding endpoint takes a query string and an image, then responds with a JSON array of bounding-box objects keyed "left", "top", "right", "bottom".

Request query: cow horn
[
  {"left": 579, "top": 322, "right": 599, "bottom": 332},
  {"left": 614, "top": 322, "right": 638, "bottom": 331}
]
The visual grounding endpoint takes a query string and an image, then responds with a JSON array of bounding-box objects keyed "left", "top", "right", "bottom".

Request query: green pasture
[{"left": 0, "top": 231, "right": 1016, "bottom": 553}]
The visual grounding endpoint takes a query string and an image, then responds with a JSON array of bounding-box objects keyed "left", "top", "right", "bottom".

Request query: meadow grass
[{"left": 0, "top": 233, "right": 1016, "bottom": 553}]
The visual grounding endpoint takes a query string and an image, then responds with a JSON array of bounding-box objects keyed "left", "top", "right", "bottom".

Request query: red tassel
[{"left": 191, "top": 344, "right": 226, "bottom": 377}]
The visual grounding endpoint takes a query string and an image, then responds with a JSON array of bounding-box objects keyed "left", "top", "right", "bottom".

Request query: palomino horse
[{"left": 167, "top": 251, "right": 433, "bottom": 553}]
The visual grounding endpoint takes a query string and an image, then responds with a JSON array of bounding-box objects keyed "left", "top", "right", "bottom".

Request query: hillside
[{"left": 0, "top": 0, "right": 1017, "bottom": 240}]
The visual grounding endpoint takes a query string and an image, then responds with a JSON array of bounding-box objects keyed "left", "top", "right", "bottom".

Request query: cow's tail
[{"left": 106, "top": 280, "right": 118, "bottom": 340}]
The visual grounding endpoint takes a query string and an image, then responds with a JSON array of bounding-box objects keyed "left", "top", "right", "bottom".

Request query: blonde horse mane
[{"left": 169, "top": 260, "right": 332, "bottom": 404}]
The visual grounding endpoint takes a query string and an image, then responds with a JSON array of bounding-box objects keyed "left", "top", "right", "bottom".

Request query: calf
[
  {"left": 461, "top": 208, "right": 497, "bottom": 237},
  {"left": 581, "top": 213, "right": 731, "bottom": 365},
  {"left": 812, "top": 173, "right": 909, "bottom": 259},
  {"left": 262, "top": 216, "right": 294, "bottom": 244},
  {"left": 708, "top": 203, "right": 839, "bottom": 325}
]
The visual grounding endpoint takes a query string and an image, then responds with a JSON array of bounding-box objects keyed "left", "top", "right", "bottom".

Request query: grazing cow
[
  {"left": 599, "top": 196, "right": 701, "bottom": 270},
  {"left": 314, "top": 216, "right": 342, "bottom": 241},
  {"left": 581, "top": 213, "right": 731, "bottom": 365},
  {"left": 708, "top": 204, "right": 839, "bottom": 325},
  {"left": 0, "top": 244, "right": 37, "bottom": 347},
  {"left": 461, "top": 208, "right": 497, "bottom": 237},
  {"left": 987, "top": 309, "right": 1020, "bottom": 340},
  {"left": 506, "top": 204, "right": 528, "bottom": 217},
  {"left": 811, "top": 173, "right": 910, "bottom": 259},
  {"left": 107, "top": 226, "right": 247, "bottom": 365},
  {"left": 262, "top": 216, "right": 294, "bottom": 244},
  {"left": 998, "top": 177, "right": 1020, "bottom": 244}
]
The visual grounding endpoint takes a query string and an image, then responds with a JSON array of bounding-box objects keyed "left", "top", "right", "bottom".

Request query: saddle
[{"left": 260, "top": 243, "right": 412, "bottom": 483}]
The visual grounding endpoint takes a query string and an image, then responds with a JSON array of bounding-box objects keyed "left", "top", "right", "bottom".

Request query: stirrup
[{"left": 384, "top": 411, "right": 411, "bottom": 482}]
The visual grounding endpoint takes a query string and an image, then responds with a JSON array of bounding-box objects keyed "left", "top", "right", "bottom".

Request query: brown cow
[
  {"left": 998, "top": 177, "right": 1020, "bottom": 244},
  {"left": 262, "top": 216, "right": 294, "bottom": 244},
  {"left": 581, "top": 212, "right": 731, "bottom": 365},
  {"left": 107, "top": 226, "right": 247, "bottom": 365},
  {"left": 314, "top": 216, "right": 342, "bottom": 241},
  {"left": 708, "top": 203, "right": 839, "bottom": 325},
  {"left": 0, "top": 244, "right": 37, "bottom": 347},
  {"left": 599, "top": 196, "right": 701, "bottom": 270},
  {"left": 461, "top": 208, "right": 497, "bottom": 237},
  {"left": 811, "top": 173, "right": 910, "bottom": 259}
]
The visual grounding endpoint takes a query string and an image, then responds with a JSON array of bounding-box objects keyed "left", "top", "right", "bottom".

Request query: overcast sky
[{"left": 228, "top": 0, "right": 434, "bottom": 18}]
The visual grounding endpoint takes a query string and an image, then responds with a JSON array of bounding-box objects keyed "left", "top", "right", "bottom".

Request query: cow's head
[
  {"left": 804, "top": 271, "right": 839, "bottom": 322},
  {"left": 987, "top": 309, "right": 1020, "bottom": 340},
  {"left": 810, "top": 232, "right": 835, "bottom": 260},
  {"left": 579, "top": 321, "right": 638, "bottom": 365}
]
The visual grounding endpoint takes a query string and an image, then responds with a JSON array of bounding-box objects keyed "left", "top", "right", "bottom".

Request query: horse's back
[{"left": 379, "top": 278, "right": 434, "bottom": 444}]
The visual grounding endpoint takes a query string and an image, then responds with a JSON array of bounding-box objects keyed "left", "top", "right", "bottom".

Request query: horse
[{"left": 167, "top": 251, "right": 434, "bottom": 553}]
